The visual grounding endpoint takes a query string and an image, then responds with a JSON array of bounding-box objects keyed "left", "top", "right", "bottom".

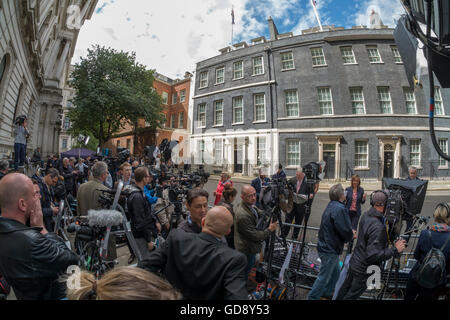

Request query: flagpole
[
  {"left": 310, "top": 0, "right": 323, "bottom": 31},
  {"left": 231, "top": 6, "right": 234, "bottom": 46}
]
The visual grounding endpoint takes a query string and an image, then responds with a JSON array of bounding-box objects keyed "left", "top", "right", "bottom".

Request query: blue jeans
[
  {"left": 307, "top": 252, "right": 341, "bottom": 300},
  {"left": 244, "top": 254, "right": 256, "bottom": 281},
  {"left": 14, "top": 143, "right": 26, "bottom": 171}
]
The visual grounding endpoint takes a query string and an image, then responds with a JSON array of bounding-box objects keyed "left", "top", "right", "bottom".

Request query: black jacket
[
  {"left": 61, "top": 165, "right": 74, "bottom": 193},
  {"left": 317, "top": 201, "right": 353, "bottom": 255},
  {"left": 349, "top": 207, "right": 400, "bottom": 274},
  {"left": 412, "top": 229, "right": 450, "bottom": 276},
  {"left": 138, "top": 229, "right": 248, "bottom": 300},
  {"left": 0, "top": 217, "right": 78, "bottom": 300},
  {"left": 37, "top": 177, "right": 55, "bottom": 232},
  {"left": 127, "top": 185, "right": 157, "bottom": 242}
]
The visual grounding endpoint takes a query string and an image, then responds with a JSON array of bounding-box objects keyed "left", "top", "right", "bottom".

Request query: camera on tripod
[{"left": 302, "top": 161, "right": 326, "bottom": 183}]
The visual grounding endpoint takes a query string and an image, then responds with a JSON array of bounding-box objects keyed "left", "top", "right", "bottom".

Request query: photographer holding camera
[
  {"left": 13, "top": 115, "right": 29, "bottom": 172},
  {"left": 336, "top": 190, "right": 406, "bottom": 300}
]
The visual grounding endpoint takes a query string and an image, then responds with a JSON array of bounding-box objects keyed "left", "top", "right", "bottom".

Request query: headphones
[
  {"left": 435, "top": 202, "right": 450, "bottom": 218},
  {"left": 369, "top": 189, "right": 389, "bottom": 207}
]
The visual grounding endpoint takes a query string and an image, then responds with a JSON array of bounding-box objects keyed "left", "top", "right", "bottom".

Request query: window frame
[
  {"left": 377, "top": 87, "right": 393, "bottom": 114},
  {"left": 354, "top": 140, "right": 369, "bottom": 169},
  {"left": 391, "top": 46, "right": 403, "bottom": 64},
  {"left": 197, "top": 103, "right": 206, "bottom": 128},
  {"left": 178, "top": 111, "right": 184, "bottom": 128},
  {"left": 409, "top": 139, "right": 421, "bottom": 167},
  {"left": 350, "top": 87, "right": 366, "bottom": 115},
  {"left": 435, "top": 87, "right": 445, "bottom": 115},
  {"left": 403, "top": 87, "right": 417, "bottom": 114},
  {"left": 171, "top": 114, "right": 177, "bottom": 128},
  {"left": 340, "top": 46, "right": 357, "bottom": 65},
  {"left": 318, "top": 87, "right": 334, "bottom": 115},
  {"left": 232, "top": 96, "right": 244, "bottom": 125},
  {"left": 180, "top": 89, "right": 186, "bottom": 102},
  {"left": 199, "top": 71, "right": 208, "bottom": 89},
  {"left": 215, "top": 67, "right": 225, "bottom": 85},
  {"left": 252, "top": 56, "right": 264, "bottom": 76},
  {"left": 256, "top": 136, "right": 266, "bottom": 166},
  {"left": 286, "top": 139, "right": 301, "bottom": 168},
  {"left": 285, "top": 89, "right": 299, "bottom": 117},
  {"left": 280, "top": 51, "right": 295, "bottom": 71},
  {"left": 233, "top": 61, "right": 244, "bottom": 80},
  {"left": 172, "top": 92, "right": 177, "bottom": 104},
  {"left": 253, "top": 93, "right": 266, "bottom": 122},
  {"left": 213, "top": 99, "right": 224, "bottom": 126},
  {"left": 162, "top": 92, "right": 168, "bottom": 105},
  {"left": 214, "top": 139, "right": 223, "bottom": 165},
  {"left": 367, "top": 45, "right": 383, "bottom": 64},
  {"left": 310, "top": 47, "right": 327, "bottom": 67},
  {"left": 438, "top": 138, "right": 448, "bottom": 168}
]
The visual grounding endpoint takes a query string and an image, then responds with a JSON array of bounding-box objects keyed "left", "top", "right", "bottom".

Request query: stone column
[{"left": 53, "top": 40, "right": 71, "bottom": 79}]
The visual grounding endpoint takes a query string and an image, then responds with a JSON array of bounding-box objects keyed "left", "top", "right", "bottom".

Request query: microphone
[{"left": 87, "top": 209, "right": 123, "bottom": 227}]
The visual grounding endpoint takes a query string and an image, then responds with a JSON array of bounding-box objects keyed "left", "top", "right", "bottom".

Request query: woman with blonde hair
[
  {"left": 345, "top": 174, "right": 366, "bottom": 231},
  {"left": 67, "top": 267, "right": 182, "bottom": 300}
]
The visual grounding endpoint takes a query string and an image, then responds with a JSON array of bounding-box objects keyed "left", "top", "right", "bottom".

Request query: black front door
[
  {"left": 384, "top": 151, "right": 394, "bottom": 178},
  {"left": 323, "top": 152, "right": 335, "bottom": 179}
]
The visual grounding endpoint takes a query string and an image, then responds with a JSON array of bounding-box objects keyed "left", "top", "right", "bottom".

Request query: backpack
[{"left": 413, "top": 230, "right": 450, "bottom": 289}]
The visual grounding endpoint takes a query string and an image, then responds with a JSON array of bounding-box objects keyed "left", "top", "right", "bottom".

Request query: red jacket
[{"left": 214, "top": 180, "right": 233, "bottom": 205}]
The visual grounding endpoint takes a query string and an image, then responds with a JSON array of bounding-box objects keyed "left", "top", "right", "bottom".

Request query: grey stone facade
[{"left": 190, "top": 20, "right": 450, "bottom": 180}]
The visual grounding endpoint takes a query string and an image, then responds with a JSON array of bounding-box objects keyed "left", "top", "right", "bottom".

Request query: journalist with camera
[
  {"left": 13, "top": 115, "right": 29, "bottom": 172},
  {"left": 127, "top": 166, "right": 161, "bottom": 259},
  {"left": 336, "top": 190, "right": 406, "bottom": 300},
  {"left": 0, "top": 173, "right": 78, "bottom": 299}
]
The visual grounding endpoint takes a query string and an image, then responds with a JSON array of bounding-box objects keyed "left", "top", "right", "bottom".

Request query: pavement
[{"left": 207, "top": 175, "right": 450, "bottom": 192}]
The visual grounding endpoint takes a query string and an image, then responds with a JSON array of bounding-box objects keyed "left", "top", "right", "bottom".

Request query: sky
[{"left": 73, "top": 0, "right": 406, "bottom": 80}]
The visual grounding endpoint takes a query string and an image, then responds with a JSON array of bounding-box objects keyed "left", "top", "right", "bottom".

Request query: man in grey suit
[{"left": 138, "top": 206, "right": 248, "bottom": 300}]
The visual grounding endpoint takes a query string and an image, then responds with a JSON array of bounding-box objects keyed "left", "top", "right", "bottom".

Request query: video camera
[
  {"left": 302, "top": 161, "right": 326, "bottom": 184},
  {"left": 14, "top": 115, "right": 27, "bottom": 126}
]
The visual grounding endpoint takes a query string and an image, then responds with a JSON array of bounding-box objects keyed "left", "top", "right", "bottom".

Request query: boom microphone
[{"left": 87, "top": 209, "right": 123, "bottom": 227}]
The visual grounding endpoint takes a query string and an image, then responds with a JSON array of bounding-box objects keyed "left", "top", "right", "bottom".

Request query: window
[
  {"left": 403, "top": 88, "right": 417, "bottom": 114},
  {"left": 355, "top": 141, "right": 368, "bottom": 168},
  {"left": 391, "top": 46, "right": 403, "bottom": 63},
  {"left": 377, "top": 87, "right": 393, "bottom": 114},
  {"left": 126, "top": 139, "right": 131, "bottom": 150},
  {"left": 162, "top": 92, "right": 168, "bottom": 104},
  {"left": 341, "top": 47, "right": 356, "bottom": 64},
  {"left": 311, "top": 47, "right": 326, "bottom": 66},
  {"left": 198, "top": 103, "right": 206, "bottom": 127},
  {"left": 367, "top": 46, "right": 382, "bottom": 63},
  {"left": 350, "top": 87, "right": 366, "bottom": 114},
  {"left": 285, "top": 90, "right": 299, "bottom": 117},
  {"left": 161, "top": 114, "right": 167, "bottom": 128},
  {"left": 287, "top": 140, "right": 301, "bottom": 167},
  {"left": 171, "top": 114, "right": 176, "bottom": 128},
  {"left": 435, "top": 87, "right": 444, "bottom": 115},
  {"left": 63, "top": 117, "right": 70, "bottom": 130},
  {"left": 232, "top": 96, "right": 243, "bottom": 124},
  {"left": 199, "top": 140, "right": 205, "bottom": 163},
  {"left": 318, "top": 87, "right": 333, "bottom": 115},
  {"left": 179, "top": 112, "right": 184, "bottom": 128},
  {"left": 215, "top": 67, "right": 224, "bottom": 84},
  {"left": 233, "top": 61, "right": 243, "bottom": 79},
  {"left": 116, "top": 140, "right": 120, "bottom": 147},
  {"left": 214, "top": 139, "right": 223, "bottom": 165},
  {"left": 254, "top": 93, "right": 266, "bottom": 122},
  {"left": 172, "top": 93, "right": 177, "bottom": 104},
  {"left": 281, "top": 52, "right": 295, "bottom": 70},
  {"left": 66, "top": 100, "right": 73, "bottom": 108},
  {"left": 180, "top": 89, "right": 186, "bottom": 102},
  {"left": 257, "top": 137, "right": 266, "bottom": 166},
  {"left": 439, "top": 138, "right": 448, "bottom": 167},
  {"left": 62, "top": 139, "right": 68, "bottom": 149},
  {"left": 410, "top": 139, "right": 421, "bottom": 166},
  {"left": 253, "top": 56, "right": 264, "bottom": 75},
  {"left": 214, "top": 100, "right": 223, "bottom": 126},
  {"left": 199, "top": 71, "right": 208, "bottom": 88}
]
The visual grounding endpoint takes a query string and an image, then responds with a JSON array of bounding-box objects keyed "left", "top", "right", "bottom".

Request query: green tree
[{"left": 68, "top": 45, "right": 163, "bottom": 150}]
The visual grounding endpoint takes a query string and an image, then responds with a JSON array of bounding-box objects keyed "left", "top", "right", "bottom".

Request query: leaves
[{"left": 68, "top": 45, "right": 164, "bottom": 148}]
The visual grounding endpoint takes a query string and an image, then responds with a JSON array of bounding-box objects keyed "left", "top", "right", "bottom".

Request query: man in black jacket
[
  {"left": 60, "top": 158, "right": 76, "bottom": 197},
  {"left": 36, "top": 168, "right": 60, "bottom": 232},
  {"left": 336, "top": 190, "right": 406, "bottom": 300},
  {"left": 127, "top": 166, "right": 160, "bottom": 259},
  {"left": 138, "top": 206, "right": 248, "bottom": 300},
  {"left": 0, "top": 173, "right": 78, "bottom": 299}
]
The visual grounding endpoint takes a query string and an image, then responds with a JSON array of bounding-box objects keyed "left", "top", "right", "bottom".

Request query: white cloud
[{"left": 352, "top": 0, "right": 405, "bottom": 28}]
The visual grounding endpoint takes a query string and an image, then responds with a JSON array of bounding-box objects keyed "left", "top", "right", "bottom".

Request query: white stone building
[{"left": 0, "top": 0, "right": 97, "bottom": 159}]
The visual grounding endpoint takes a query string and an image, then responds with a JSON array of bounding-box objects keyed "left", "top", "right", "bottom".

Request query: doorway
[
  {"left": 323, "top": 144, "right": 336, "bottom": 179},
  {"left": 383, "top": 144, "right": 394, "bottom": 178},
  {"left": 234, "top": 138, "right": 243, "bottom": 173}
]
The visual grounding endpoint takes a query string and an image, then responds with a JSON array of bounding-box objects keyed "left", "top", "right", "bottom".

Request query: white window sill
[
  {"left": 197, "top": 126, "right": 206, "bottom": 129},
  {"left": 232, "top": 122, "right": 244, "bottom": 126},
  {"left": 354, "top": 167, "right": 370, "bottom": 171},
  {"left": 312, "top": 64, "right": 328, "bottom": 68},
  {"left": 286, "top": 165, "right": 300, "bottom": 169},
  {"left": 438, "top": 165, "right": 448, "bottom": 170},
  {"left": 369, "top": 62, "right": 384, "bottom": 64},
  {"left": 281, "top": 68, "right": 296, "bottom": 72},
  {"left": 212, "top": 124, "right": 224, "bottom": 128},
  {"left": 214, "top": 82, "right": 224, "bottom": 86},
  {"left": 343, "top": 63, "right": 358, "bottom": 66},
  {"left": 395, "top": 62, "right": 403, "bottom": 65},
  {"left": 199, "top": 86, "right": 208, "bottom": 90},
  {"left": 232, "top": 77, "right": 244, "bottom": 81},
  {"left": 253, "top": 120, "right": 267, "bottom": 124},
  {"left": 252, "top": 73, "right": 265, "bottom": 77}
]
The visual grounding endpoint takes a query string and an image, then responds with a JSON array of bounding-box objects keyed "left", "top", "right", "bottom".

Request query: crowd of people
[{"left": 0, "top": 155, "right": 448, "bottom": 301}]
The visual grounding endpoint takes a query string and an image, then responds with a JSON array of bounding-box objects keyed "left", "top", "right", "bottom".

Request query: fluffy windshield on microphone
[{"left": 87, "top": 209, "right": 123, "bottom": 227}]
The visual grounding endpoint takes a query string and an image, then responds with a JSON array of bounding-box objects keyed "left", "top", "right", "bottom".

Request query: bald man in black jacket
[{"left": 138, "top": 206, "right": 248, "bottom": 300}]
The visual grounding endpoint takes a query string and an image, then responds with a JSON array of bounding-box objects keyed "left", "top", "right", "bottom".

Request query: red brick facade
[{"left": 106, "top": 72, "right": 191, "bottom": 158}]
